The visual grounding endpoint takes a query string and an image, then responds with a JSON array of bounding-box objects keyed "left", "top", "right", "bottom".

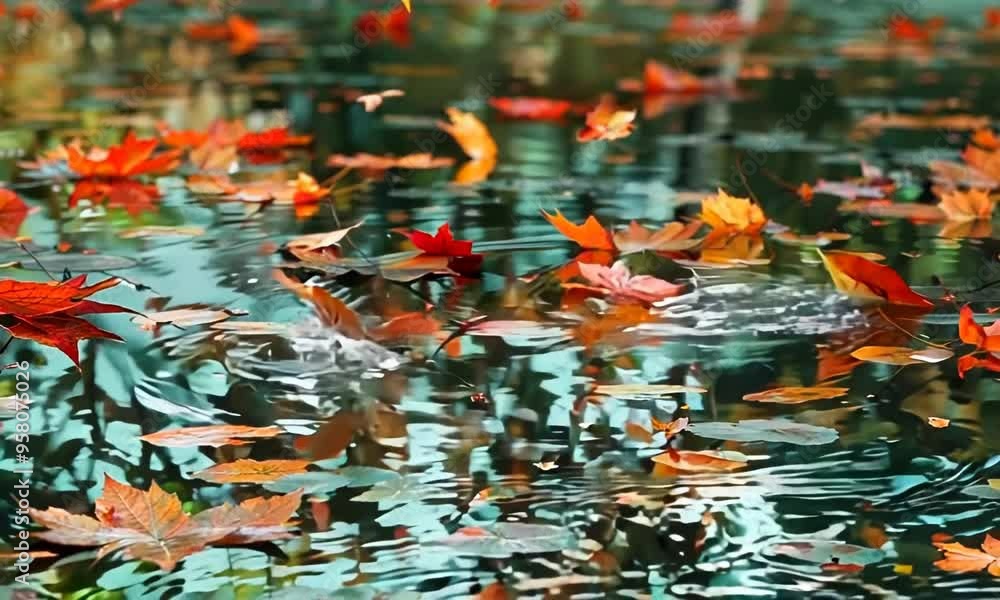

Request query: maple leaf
[
  {"left": 0, "top": 189, "right": 30, "bottom": 238},
  {"left": 938, "top": 189, "right": 995, "bottom": 222},
  {"left": 699, "top": 189, "right": 767, "bottom": 235},
  {"left": 934, "top": 534, "right": 1000, "bottom": 576},
  {"left": 438, "top": 108, "right": 498, "bottom": 160},
  {"left": 157, "top": 122, "right": 209, "bottom": 149},
  {"left": 0, "top": 276, "right": 130, "bottom": 366},
  {"left": 291, "top": 173, "right": 331, "bottom": 205},
  {"left": 236, "top": 127, "right": 311, "bottom": 164},
  {"left": 577, "top": 96, "right": 636, "bottom": 142},
  {"left": 30, "top": 475, "right": 303, "bottom": 571},
  {"left": 818, "top": 250, "right": 934, "bottom": 307},
  {"left": 651, "top": 449, "right": 747, "bottom": 473},
  {"left": 541, "top": 209, "right": 616, "bottom": 250},
  {"left": 488, "top": 97, "right": 573, "bottom": 120},
  {"left": 396, "top": 224, "right": 483, "bottom": 275},
  {"left": 185, "top": 15, "right": 259, "bottom": 55},
  {"left": 67, "top": 132, "right": 181, "bottom": 179},
  {"left": 69, "top": 180, "right": 162, "bottom": 216},
  {"left": 193, "top": 459, "right": 311, "bottom": 484},
  {"left": 274, "top": 270, "right": 367, "bottom": 338},
  {"left": 743, "top": 386, "right": 850, "bottom": 404},
  {"left": 574, "top": 261, "right": 685, "bottom": 305}
]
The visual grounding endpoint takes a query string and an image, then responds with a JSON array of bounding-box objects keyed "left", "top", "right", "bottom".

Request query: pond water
[{"left": 2, "top": 1, "right": 1000, "bottom": 598}]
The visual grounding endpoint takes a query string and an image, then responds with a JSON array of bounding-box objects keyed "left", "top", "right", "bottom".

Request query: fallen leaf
[
  {"left": 541, "top": 209, "right": 616, "bottom": 250},
  {"left": 643, "top": 60, "right": 714, "bottom": 94},
  {"left": 938, "top": 189, "right": 995, "bottom": 222},
  {"left": 132, "top": 308, "right": 243, "bottom": 331},
  {"left": 577, "top": 95, "right": 636, "bottom": 142},
  {"left": 850, "top": 346, "right": 954, "bottom": 365},
  {"left": 438, "top": 108, "right": 497, "bottom": 160},
  {"left": 30, "top": 475, "right": 302, "bottom": 571},
  {"left": 818, "top": 250, "right": 934, "bottom": 307},
  {"left": 612, "top": 220, "right": 703, "bottom": 253},
  {"left": 0, "top": 190, "right": 30, "bottom": 238},
  {"left": 140, "top": 425, "right": 284, "bottom": 448},
  {"left": 650, "top": 416, "right": 688, "bottom": 436},
  {"left": 573, "top": 261, "right": 685, "bottom": 304},
  {"left": 193, "top": 459, "right": 311, "bottom": 483},
  {"left": 959, "top": 305, "right": 1000, "bottom": 352},
  {"left": 651, "top": 449, "right": 747, "bottom": 473},
  {"left": 743, "top": 386, "right": 850, "bottom": 404},
  {"left": 934, "top": 534, "right": 1000, "bottom": 576},
  {"left": 285, "top": 222, "right": 364, "bottom": 261},
  {"left": 700, "top": 189, "right": 767, "bottom": 235},
  {"left": 489, "top": 97, "right": 573, "bottom": 120},
  {"left": 326, "top": 152, "right": 454, "bottom": 171},
  {"left": 927, "top": 417, "right": 950, "bottom": 428},
  {"left": 0, "top": 276, "right": 130, "bottom": 366}
]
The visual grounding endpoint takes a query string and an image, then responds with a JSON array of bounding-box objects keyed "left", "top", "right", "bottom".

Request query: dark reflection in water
[{"left": 1, "top": 0, "right": 999, "bottom": 598}]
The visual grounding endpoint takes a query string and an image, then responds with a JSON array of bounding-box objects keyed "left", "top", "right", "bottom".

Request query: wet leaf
[
  {"left": 0, "top": 189, "right": 30, "bottom": 238},
  {"left": 541, "top": 209, "right": 615, "bottom": 250},
  {"left": 700, "top": 190, "right": 767, "bottom": 235},
  {"left": 743, "top": 387, "right": 850, "bottom": 404},
  {"left": 651, "top": 450, "right": 748, "bottom": 472},
  {"left": 572, "top": 261, "right": 685, "bottom": 305},
  {"left": 850, "top": 346, "right": 954, "bottom": 365},
  {"left": 577, "top": 95, "right": 636, "bottom": 142},
  {"left": 29, "top": 475, "right": 302, "bottom": 571},
  {"left": 612, "top": 220, "right": 703, "bottom": 253},
  {"left": 193, "top": 459, "right": 312, "bottom": 484},
  {"left": 818, "top": 250, "right": 934, "bottom": 307},
  {"left": 934, "top": 534, "right": 1000, "bottom": 576},
  {"left": 140, "top": 425, "right": 284, "bottom": 448},
  {"left": 438, "top": 108, "right": 497, "bottom": 160}
]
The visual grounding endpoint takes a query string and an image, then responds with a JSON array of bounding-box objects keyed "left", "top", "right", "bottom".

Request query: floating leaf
[
  {"left": 573, "top": 261, "right": 685, "bottom": 305},
  {"left": 688, "top": 419, "right": 838, "bottom": 445},
  {"left": 577, "top": 95, "right": 636, "bottom": 142},
  {"left": 651, "top": 450, "right": 748, "bottom": 472},
  {"left": 193, "top": 459, "right": 311, "bottom": 484},
  {"left": 140, "top": 425, "right": 283, "bottom": 448},
  {"left": 29, "top": 475, "right": 302, "bottom": 571},
  {"left": 743, "top": 387, "right": 850, "bottom": 404},
  {"left": 850, "top": 346, "right": 953, "bottom": 365},
  {"left": 818, "top": 250, "right": 933, "bottom": 307},
  {"left": 541, "top": 209, "right": 616, "bottom": 250},
  {"left": 934, "top": 534, "right": 1000, "bottom": 576}
]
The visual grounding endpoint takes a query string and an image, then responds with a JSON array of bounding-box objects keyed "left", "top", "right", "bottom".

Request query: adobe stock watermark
[{"left": 724, "top": 83, "right": 836, "bottom": 191}]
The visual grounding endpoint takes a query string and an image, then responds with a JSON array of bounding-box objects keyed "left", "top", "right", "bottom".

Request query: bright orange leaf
[
  {"left": 699, "top": 189, "right": 767, "bottom": 235},
  {"left": 577, "top": 95, "right": 636, "bottom": 142},
  {"left": 938, "top": 189, "right": 995, "bottom": 222},
  {"left": 489, "top": 97, "right": 573, "bottom": 120},
  {"left": 934, "top": 534, "right": 1000, "bottom": 576},
  {"left": 193, "top": 459, "right": 311, "bottom": 483},
  {"left": 438, "top": 108, "right": 498, "bottom": 160},
  {"left": 651, "top": 449, "right": 747, "bottom": 473},
  {"left": 541, "top": 209, "right": 616, "bottom": 250},
  {"left": 67, "top": 132, "right": 181, "bottom": 179},
  {"left": 818, "top": 250, "right": 934, "bottom": 307}
]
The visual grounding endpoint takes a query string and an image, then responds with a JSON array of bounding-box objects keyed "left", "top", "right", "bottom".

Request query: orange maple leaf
[
  {"left": 0, "top": 189, "right": 30, "bottom": 238},
  {"left": 700, "top": 189, "right": 767, "bottom": 235},
  {"left": 541, "top": 209, "right": 616, "bottom": 250},
  {"left": 30, "top": 475, "right": 303, "bottom": 571},
  {"left": 934, "top": 533, "right": 1000, "bottom": 576},
  {"left": 577, "top": 95, "right": 636, "bottom": 142},
  {"left": 938, "top": 189, "right": 996, "bottom": 222},
  {"left": 67, "top": 132, "right": 181, "bottom": 179},
  {"left": 438, "top": 108, "right": 498, "bottom": 160}
]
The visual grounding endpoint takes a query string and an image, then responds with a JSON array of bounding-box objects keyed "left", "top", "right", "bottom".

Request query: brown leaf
[
  {"left": 850, "top": 346, "right": 954, "bottom": 365},
  {"left": 743, "top": 386, "right": 850, "bottom": 405}
]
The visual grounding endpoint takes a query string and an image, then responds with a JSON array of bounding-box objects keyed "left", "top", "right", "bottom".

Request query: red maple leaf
[
  {"left": 0, "top": 189, "right": 29, "bottom": 238},
  {"left": 397, "top": 224, "right": 482, "bottom": 276},
  {"left": 0, "top": 276, "right": 131, "bottom": 366}
]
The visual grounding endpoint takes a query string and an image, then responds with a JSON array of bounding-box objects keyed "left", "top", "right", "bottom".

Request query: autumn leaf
[
  {"left": 541, "top": 209, "right": 616, "bottom": 250},
  {"left": 193, "top": 459, "right": 311, "bottom": 484},
  {"left": 0, "top": 276, "right": 131, "bottom": 366},
  {"left": 743, "top": 386, "right": 850, "bottom": 404},
  {"left": 934, "top": 534, "right": 1000, "bottom": 576},
  {"left": 927, "top": 417, "right": 951, "bottom": 428},
  {"left": 67, "top": 132, "right": 180, "bottom": 179},
  {"left": 959, "top": 305, "right": 1000, "bottom": 352},
  {"left": 850, "top": 345, "right": 953, "bottom": 365},
  {"left": 937, "top": 189, "right": 996, "bottom": 222},
  {"left": 438, "top": 108, "right": 498, "bottom": 160},
  {"left": 139, "top": 425, "right": 284, "bottom": 448},
  {"left": 0, "top": 189, "right": 30, "bottom": 238},
  {"left": 700, "top": 189, "right": 767, "bottom": 235},
  {"left": 650, "top": 416, "right": 689, "bottom": 436},
  {"left": 488, "top": 97, "right": 573, "bottom": 120},
  {"left": 651, "top": 449, "right": 748, "bottom": 473},
  {"left": 818, "top": 250, "right": 934, "bottom": 307},
  {"left": 30, "top": 475, "right": 303, "bottom": 571},
  {"left": 291, "top": 173, "right": 331, "bottom": 205},
  {"left": 577, "top": 95, "right": 636, "bottom": 142},
  {"left": 643, "top": 60, "right": 712, "bottom": 94},
  {"left": 572, "top": 261, "right": 685, "bottom": 304},
  {"left": 274, "top": 270, "right": 366, "bottom": 339},
  {"left": 612, "top": 220, "right": 703, "bottom": 254},
  {"left": 327, "top": 152, "right": 454, "bottom": 172},
  {"left": 398, "top": 223, "right": 475, "bottom": 257},
  {"left": 400, "top": 0, "right": 410, "bottom": 11},
  {"left": 285, "top": 221, "right": 364, "bottom": 261}
]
